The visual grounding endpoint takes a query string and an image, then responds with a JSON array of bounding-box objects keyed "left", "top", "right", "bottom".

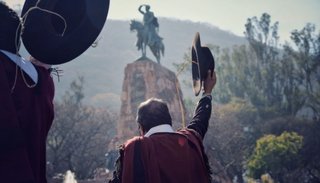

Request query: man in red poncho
[
  {"left": 110, "top": 69, "right": 216, "bottom": 183},
  {"left": 0, "top": 2, "right": 55, "bottom": 183}
]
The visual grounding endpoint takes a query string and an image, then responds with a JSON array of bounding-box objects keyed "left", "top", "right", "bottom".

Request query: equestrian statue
[{"left": 130, "top": 4, "right": 165, "bottom": 64}]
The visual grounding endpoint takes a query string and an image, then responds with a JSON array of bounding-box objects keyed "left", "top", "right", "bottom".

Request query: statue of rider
[{"left": 138, "top": 4, "right": 159, "bottom": 46}]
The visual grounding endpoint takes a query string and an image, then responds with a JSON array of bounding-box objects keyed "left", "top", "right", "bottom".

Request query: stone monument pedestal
[{"left": 117, "top": 59, "right": 186, "bottom": 141}]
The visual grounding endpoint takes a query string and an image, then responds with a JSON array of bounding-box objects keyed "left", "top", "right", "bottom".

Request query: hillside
[{"left": 22, "top": 18, "right": 247, "bottom": 110}]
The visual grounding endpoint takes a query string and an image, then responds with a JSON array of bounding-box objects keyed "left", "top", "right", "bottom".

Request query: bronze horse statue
[{"left": 130, "top": 20, "right": 164, "bottom": 64}]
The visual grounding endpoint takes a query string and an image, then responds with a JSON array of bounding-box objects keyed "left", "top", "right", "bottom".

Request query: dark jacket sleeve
[{"left": 186, "top": 95, "right": 212, "bottom": 139}]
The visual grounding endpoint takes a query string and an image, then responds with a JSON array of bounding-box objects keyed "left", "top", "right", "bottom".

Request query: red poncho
[
  {"left": 121, "top": 129, "right": 211, "bottom": 183},
  {"left": 0, "top": 52, "right": 54, "bottom": 183}
]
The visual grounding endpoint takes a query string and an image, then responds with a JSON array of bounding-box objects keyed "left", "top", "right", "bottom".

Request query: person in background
[
  {"left": 110, "top": 69, "right": 216, "bottom": 183},
  {"left": 0, "top": 2, "right": 55, "bottom": 183}
]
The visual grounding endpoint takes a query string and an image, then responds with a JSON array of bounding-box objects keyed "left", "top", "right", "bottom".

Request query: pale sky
[{"left": 4, "top": 0, "right": 320, "bottom": 43}]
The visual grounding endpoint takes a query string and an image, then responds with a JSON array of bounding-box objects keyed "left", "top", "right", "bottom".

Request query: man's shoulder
[
  {"left": 177, "top": 129, "right": 204, "bottom": 148},
  {"left": 124, "top": 136, "right": 143, "bottom": 148},
  {"left": 178, "top": 128, "right": 202, "bottom": 139}
]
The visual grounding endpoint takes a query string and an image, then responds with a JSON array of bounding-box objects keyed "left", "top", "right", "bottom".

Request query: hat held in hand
[
  {"left": 191, "top": 32, "right": 215, "bottom": 96},
  {"left": 21, "top": 0, "right": 110, "bottom": 65}
]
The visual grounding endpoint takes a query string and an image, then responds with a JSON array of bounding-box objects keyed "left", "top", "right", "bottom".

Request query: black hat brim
[
  {"left": 191, "top": 32, "right": 215, "bottom": 96},
  {"left": 21, "top": 0, "right": 110, "bottom": 65}
]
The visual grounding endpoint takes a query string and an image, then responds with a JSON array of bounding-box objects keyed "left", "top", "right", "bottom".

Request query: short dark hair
[
  {"left": 0, "top": 2, "right": 21, "bottom": 53},
  {"left": 136, "top": 98, "right": 172, "bottom": 133}
]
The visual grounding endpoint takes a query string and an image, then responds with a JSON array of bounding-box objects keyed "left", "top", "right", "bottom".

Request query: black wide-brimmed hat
[
  {"left": 21, "top": 0, "right": 110, "bottom": 65},
  {"left": 191, "top": 32, "right": 215, "bottom": 96}
]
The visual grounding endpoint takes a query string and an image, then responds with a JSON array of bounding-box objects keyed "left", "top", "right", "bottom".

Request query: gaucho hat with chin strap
[
  {"left": 191, "top": 32, "right": 215, "bottom": 96},
  {"left": 21, "top": 0, "right": 110, "bottom": 65}
]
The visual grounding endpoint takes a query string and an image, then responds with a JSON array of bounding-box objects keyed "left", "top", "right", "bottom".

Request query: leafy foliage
[
  {"left": 247, "top": 132, "right": 303, "bottom": 182},
  {"left": 174, "top": 12, "right": 320, "bottom": 183},
  {"left": 46, "top": 76, "right": 118, "bottom": 179},
  {"left": 205, "top": 98, "right": 258, "bottom": 183},
  {"left": 260, "top": 116, "right": 320, "bottom": 182}
]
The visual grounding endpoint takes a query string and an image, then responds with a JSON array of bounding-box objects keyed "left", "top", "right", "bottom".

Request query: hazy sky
[{"left": 5, "top": 0, "right": 320, "bottom": 43}]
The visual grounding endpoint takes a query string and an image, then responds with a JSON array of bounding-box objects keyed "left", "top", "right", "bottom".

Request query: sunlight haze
[{"left": 4, "top": 0, "right": 320, "bottom": 43}]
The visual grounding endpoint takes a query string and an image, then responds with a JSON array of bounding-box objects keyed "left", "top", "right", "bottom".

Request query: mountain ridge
[{"left": 21, "top": 18, "right": 247, "bottom": 110}]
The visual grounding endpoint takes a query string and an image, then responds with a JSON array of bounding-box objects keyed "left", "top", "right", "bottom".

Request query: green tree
[
  {"left": 260, "top": 117, "right": 320, "bottom": 182},
  {"left": 173, "top": 13, "right": 320, "bottom": 182},
  {"left": 244, "top": 13, "right": 280, "bottom": 62},
  {"left": 244, "top": 13, "right": 287, "bottom": 118},
  {"left": 247, "top": 132, "right": 303, "bottom": 183},
  {"left": 285, "top": 23, "right": 320, "bottom": 119},
  {"left": 206, "top": 98, "right": 258, "bottom": 183}
]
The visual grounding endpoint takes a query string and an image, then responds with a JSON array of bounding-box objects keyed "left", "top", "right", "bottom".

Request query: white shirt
[
  {"left": 0, "top": 50, "right": 38, "bottom": 84},
  {"left": 144, "top": 124, "right": 175, "bottom": 137}
]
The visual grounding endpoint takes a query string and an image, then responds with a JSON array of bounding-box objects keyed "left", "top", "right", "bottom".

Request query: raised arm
[
  {"left": 187, "top": 70, "right": 216, "bottom": 139},
  {"left": 138, "top": 5, "right": 145, "bottom": 14}
]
